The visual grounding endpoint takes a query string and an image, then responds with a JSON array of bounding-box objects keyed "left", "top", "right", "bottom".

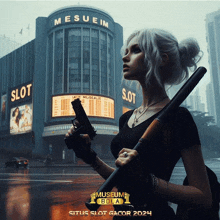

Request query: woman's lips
[{"left": 123, "top": 64, "right": 129, "bottom": 72}]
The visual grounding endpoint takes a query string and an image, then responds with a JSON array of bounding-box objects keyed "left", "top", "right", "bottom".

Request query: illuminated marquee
[
  {"left": 52, "top": 94, "right": 114, "bottom": 119},
  {"left": 54, "top": 15, "right": 109, "bottom": 28},
  {"left": 11, "top": 83, "right": 32, "bottom": 102},
  {"left": 122, "top": 88, "right": 136, "bottom": 104}
]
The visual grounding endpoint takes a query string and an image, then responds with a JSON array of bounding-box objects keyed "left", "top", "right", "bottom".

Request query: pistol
[{"left": 64, "top": 98, "right": 97, "bottom": 150}]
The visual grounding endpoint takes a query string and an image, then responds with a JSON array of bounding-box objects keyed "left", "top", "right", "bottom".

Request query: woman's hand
[
  {"left": 65, "top": 120, "right": 92, "bottom": 145},
  {"left": 65, "top": 121, "right": 96, "bottom": 164},
  {"left": 115, "top": 148, "right": 144, "bottom": 177}
]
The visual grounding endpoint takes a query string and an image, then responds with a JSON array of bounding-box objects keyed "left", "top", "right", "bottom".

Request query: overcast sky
[{"left": 0, "top": 0, "right": 220, "bottom": 102}]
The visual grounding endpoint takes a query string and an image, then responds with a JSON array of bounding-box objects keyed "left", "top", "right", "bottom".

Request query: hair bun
[{"left": 179, "top": 38, "right": 202, "bottom": 70}]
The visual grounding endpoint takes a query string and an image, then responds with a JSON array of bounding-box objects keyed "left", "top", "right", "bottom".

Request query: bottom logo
[{"left": 90, "top": 192, "right": 130, "bottom": 205}]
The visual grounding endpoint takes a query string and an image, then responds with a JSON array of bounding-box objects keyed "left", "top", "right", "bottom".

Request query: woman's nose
[{"left": 122, "top": 53, "right": 130, "bottom": 62}]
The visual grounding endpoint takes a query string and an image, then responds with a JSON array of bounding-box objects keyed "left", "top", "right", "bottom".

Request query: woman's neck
[{"left": 140, "top": 81, "right": 169, "bottom": 108}]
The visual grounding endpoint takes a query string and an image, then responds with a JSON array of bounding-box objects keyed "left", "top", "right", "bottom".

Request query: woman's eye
[{"left": 133, "top": 47, "right": 141, "bottom": 53}]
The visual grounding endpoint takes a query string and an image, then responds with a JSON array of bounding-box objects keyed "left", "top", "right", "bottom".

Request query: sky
[{"left": 0, "top": 0, "right": 220, "bottom": 103}]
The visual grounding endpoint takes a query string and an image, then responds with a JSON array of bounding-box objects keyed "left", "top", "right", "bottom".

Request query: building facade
[
  {"left": 206, "top": 10, "right": 220, "bottom": 126},
  {"left": 0, "top": 6, "right": 142, "bottom": 161}
]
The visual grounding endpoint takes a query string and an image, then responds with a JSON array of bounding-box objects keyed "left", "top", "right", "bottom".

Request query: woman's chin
[{"left": 123, "top": 72, "right": 135, "bottom": 80}]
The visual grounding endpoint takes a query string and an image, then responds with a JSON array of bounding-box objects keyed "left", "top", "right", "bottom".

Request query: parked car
[{"left": 5, "top": 157, "right": 29, "bottom": 168}]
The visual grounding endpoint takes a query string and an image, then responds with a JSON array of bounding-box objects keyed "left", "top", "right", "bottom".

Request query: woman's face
[
  {"left": 122, "top": 36, "right": 147, "bottom": 81},
  {"left": 15, "top": 108, "right": 19, "bottom": 116}
]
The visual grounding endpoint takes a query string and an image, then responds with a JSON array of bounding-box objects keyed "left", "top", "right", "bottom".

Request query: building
[
  {"left": 0, "top": 5, "right": 142, "bottom": 161},
  {"left": 206, "top": 10, "right": 220, "bottom": 126},
  {"left": 206, "top": 82, "right": 216, "bottom": 120}
]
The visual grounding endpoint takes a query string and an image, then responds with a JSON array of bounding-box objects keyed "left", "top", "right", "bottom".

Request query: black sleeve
[
  {"left": 118, "top": 110, "right": 133, "bottom": 131},
  {"left": 174, "top": 107, "right": 201, "bottom": 151}
]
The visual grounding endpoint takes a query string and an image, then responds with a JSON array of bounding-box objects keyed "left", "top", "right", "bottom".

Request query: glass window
[
  {"left": 100, "top": 32, "right": 107, "bottom": 95},
  {"left": 54, "top": 30, "right": 64, "bottom": 94},
  {"left": 83, "top": 28, "right": 90, "bottom": 92},
  {"left": 48, "top": 34, "right": 53, "bottom": 96},
  {"left": 108, "top": 35, "right": 114, "bottom": 97},
  {"left": 91, "top": 29, "right": 99, "bottom": 94},
  {"left": 68, "top": 28, "right": 81, "bottom": 93}
]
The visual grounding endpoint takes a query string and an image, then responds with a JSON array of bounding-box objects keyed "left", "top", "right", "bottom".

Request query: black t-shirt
[{"left": 110, "top": 107, "right": 201, "bottom": 210}]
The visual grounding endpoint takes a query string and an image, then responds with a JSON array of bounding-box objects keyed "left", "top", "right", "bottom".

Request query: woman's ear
[{"left": 160, "top": 53, "right": 169, "bottom": 66}]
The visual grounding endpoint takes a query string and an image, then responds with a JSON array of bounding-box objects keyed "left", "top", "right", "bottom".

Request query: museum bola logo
[{"left": 90, "top": 191, "right": 130, "bottom": 205}]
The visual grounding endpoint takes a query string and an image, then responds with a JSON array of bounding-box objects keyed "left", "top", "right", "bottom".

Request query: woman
[
  {"left": 66, "top": 28, "right": 212, "bottom": 219},
  {"left": 11, "top": 107, "right": 20, "bottom": 132}
]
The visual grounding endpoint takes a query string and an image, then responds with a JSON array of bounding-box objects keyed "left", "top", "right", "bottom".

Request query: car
[{"left": 5, "top": 157, "right": 29, "bottom": 168}]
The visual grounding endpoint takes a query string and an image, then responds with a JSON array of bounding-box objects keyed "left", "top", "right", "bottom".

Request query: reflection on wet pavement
[
  {"left": 2, "top": 169, "right": 115, "bottom": 220},
  {"left": 6, "top": 169, "right": 30, "bottom": 220}
]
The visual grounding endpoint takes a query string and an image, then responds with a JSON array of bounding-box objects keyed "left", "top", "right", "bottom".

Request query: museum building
[{"left": 0, "top": 6, "right": 141, "bottom": 161}]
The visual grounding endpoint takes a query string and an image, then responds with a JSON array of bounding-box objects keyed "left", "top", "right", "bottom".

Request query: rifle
[{"left": 85, "top": 66, "right": 207, "bottom": 211}]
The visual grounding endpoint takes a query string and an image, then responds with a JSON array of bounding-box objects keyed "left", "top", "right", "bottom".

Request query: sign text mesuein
[{"left": 54, "top": 15, "right": 109, "bottom": 28}]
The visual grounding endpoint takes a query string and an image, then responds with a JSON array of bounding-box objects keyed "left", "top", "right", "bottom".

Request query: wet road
[
  {"left": 0, "top": 166, "right": 115, "bottom": 220},
  {"left": 0, "top": 159, "right": 219, "bottom": 220}
]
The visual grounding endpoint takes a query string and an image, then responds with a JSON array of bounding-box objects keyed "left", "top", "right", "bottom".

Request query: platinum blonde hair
[{"left": 121, "top": 28, "right": 203, "bottom": 88}]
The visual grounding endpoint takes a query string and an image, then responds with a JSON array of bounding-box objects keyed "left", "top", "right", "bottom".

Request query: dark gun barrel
[{"left": 85, "top": 66, "right": 207, "bottom": 211}]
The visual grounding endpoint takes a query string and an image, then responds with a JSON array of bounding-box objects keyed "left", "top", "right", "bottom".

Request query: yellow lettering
[
  {"left": 74, "top": 15, "right": 80, "bottom": 22},
  {"left": 103, "top": 20, "right": 109, "bottom": 28},
  {"left": 122, "top": 88, "right": 126, "bottom": 100},
  {"left": 11, "top": 90, "right": 15, "bottom": 102},
  {"left": 95, "top": 192, "right": 102, "bottom": 197},
  {"left": 83, "top": 15, "right": 89, "bottom": 22},
  {"left": 20, "top": 86, "right": 26, "bottom": 99},
  {"left": 93, "top": 17, "right": 98, "bottom": 24},
  {"left": 128, "top": 91, "right": 132, "bottom": 102},
  {"left": 15, "top": 89, "right": 20, "bottom": 100},
  {"left": 26, "top": 84, "right": 32, "bottom": 96},
  {"left": 65, "top": 15, "right": 71, "bottom": 22},
  {"left": 132, "top": 93, "right": 136, "bottom": 104},
  {"left": 54, "top": 18, "right": 61, "bottom": 26}
]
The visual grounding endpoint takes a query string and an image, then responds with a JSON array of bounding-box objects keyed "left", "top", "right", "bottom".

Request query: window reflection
[
  {"left": 68, "top": 28, "right": 81, "bottom": 93},
  {"left": 92, "top": 29, "right": 99, "bottom": 94},
  {"left": 54, "top": 30, "right": 64, "bottom": 94},
  {"left": 48, "top": 27, "right": 114, "bottom": 97},
  {"left": 100, "top": 31, "right": 107, "bottom": 95}
]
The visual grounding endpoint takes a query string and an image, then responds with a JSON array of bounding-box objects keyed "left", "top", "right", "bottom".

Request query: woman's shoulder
[
  {"left": 119, "top": 110, "right": 134, "bottom": 130},
  {"left": 175, "top": 106, "right": 194, "bottom": 123}
]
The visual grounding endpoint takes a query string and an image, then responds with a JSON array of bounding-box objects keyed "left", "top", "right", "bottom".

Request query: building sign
[
  {"left": 10, "top": 83, "right": 32, "bottom": 104},
  {"left": 54, "top": 15, "right": 109, "bottom": 28},
  {"left": 10, "top": 103, "right": 33, "bottom": 135},
  {"left": 1, "top": 94, "right": 6, "bottom": 121},
  {"left": 122, "top": 88, "right": 136, "bottom": 104},
  {"left": 52, "top": 94, "right": 114, "bottom": 119}
]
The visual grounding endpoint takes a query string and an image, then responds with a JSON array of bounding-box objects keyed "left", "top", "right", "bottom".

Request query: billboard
[
  {"left": 52, "top": 94, "right": 114, "bottom": 119},
  {"left": 10, "top": 103, "right": 33, "bottom": 135},
  {"left": 1, "top": 94, "right": 6, "bottom": 121}
]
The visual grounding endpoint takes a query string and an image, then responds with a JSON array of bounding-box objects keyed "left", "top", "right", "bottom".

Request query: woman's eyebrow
[{"left": 124, "top": 43, "right": 140, "bottom": 54}]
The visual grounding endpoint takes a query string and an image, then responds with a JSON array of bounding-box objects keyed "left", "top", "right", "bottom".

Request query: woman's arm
[
  {"left": 91, "top": 156, "right": 115, "bottom": 180},
  {"left": 154, "top": 145, "right": 212, "bottom": 208},
  {"left": 116, "top": 146, "right": 212, "bottom": 209}
]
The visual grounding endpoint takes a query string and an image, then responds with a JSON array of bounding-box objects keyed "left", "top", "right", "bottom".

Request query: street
[{"left": 0, "top": 159, "right": 219, "bottom": 220}]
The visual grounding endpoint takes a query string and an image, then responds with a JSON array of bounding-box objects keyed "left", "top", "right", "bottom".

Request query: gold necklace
[{"left": 132, "top": 97, "right": 167, "bottom": 128}]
